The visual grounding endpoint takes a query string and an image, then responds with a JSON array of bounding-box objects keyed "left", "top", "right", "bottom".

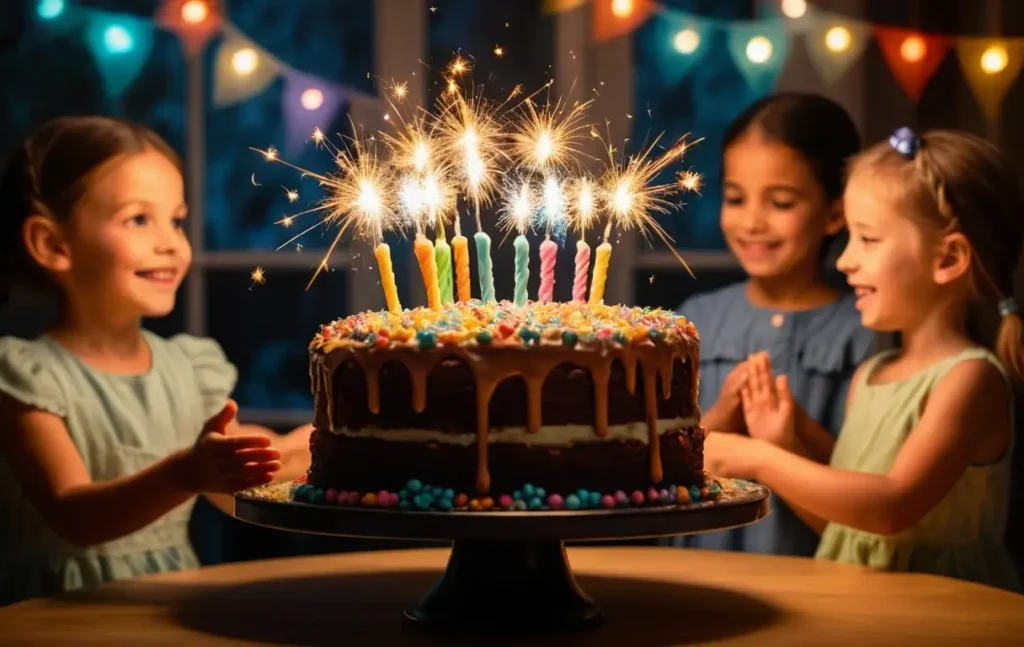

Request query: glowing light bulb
[
  {"left": 900, "top": 36, "right": 926, "bottom": 63},
  {"left": 673, "top": 28, "right": 700, "bottom": 55},
  {"left": 780, "top": 0, "right": 807, "bottom": 19},
  {"left": 180, "top": 0, "right": 209, "bottom": 25},
  {"left": 232, "top": 48, "right": 258, "bottom": 75},
  {"left": 37, "top": 0, "right": 64, "bottom": 20},
  {"left": 746, "top": 36, "right": 773, "bottom": 64},
  {"left": 103, "top": 25, "right": 133, "bottom": 54},
  {"left": 611, "top": 0, "right": 633, "bottom": 18},
  {"left": 825, "top": 26, "right": 852, "bottom": 53},
  {"left": 981, "top": 45, "right": 1009, "bottom": 74},
  {"left": 300, "top": 88, "right": 324, "bottom": 110}
]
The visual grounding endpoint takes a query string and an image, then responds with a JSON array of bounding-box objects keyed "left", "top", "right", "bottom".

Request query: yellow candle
[
  {"left": 452, "top": 235, "right": 472, "bottom": 302},
  {"left": 589, "top": 241, "right": 612, "bottom": 305},
  {"left": 374, "top": 243, "right": 401, "bottom": 313},
  {"left": 414, "top": 234, "right": 442, "bottom": 310}
]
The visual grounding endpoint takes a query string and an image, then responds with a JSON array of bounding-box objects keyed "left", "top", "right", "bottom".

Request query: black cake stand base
[{"left": 234, "top": 478, "right": 769, "bottom": 632}]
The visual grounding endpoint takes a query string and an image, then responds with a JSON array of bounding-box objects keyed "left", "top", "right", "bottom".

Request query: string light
[
  {"left": 981, "top": 44, "right": 1009, "bottom": 74},
  {"left": 232, "top": 47, "right": 258, "bottom": 75},
  {"left": 825, "top": 26, "right": 852, "bottom": 53},
  {"left": 900, "top": 35, "right": 926, "bottom": 63},
  {"left": 780, "top": 0, "right": 807, "bottom": 19},
  {"left": 103, "top": 25, "right": 134, "bottom": 54},
  {"left": 673, "top": 28, "right": 700, "bottom": 54},
  {"left": 180, "top": 0, "right": 209, "bottom": 25},
  {"left": 746, "top": 36, "right": 773, "bottom": 64},
  {"left": 37, "top": 0, "right": 64, "bottom": 20},
  {"left": 611, "top": 0, "right": 633, "bottom": 18},
  {"left": 301, "top": 88, "right": 324, "bottom": 110}
]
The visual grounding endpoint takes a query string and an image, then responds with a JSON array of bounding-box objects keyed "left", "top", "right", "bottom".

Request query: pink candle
[
  {"left": 573, "top": 240, "right": 590, "bottom": 303},
  {"left": 539, "top": 238, "right": 558, "bottom": 303}
]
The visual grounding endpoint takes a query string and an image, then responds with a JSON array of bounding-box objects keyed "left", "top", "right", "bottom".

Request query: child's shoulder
[
  {"left": 145, "top": 332, "right": 238, "bottom": 415},
  {"left": 0, "top": 336, "right": 68, "bottom": 417},
  {"left": 146, "top": 331, "right": 230, "bottom": 366}
]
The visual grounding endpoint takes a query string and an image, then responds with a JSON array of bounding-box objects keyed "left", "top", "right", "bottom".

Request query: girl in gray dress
[
  {"left": 673, "top": 94, "right": 874, "bottom": 556},
  {"left": 0, "top": 117, "right": 311, "bottom": 604}
]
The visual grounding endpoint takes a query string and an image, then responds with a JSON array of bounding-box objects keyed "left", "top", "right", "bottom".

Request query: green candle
[
  {"left": 513, "top": 234, "right": 530, "bottom": 307},
  {"left": 435, "top": 233, "right": 454, "bottom": 305}
]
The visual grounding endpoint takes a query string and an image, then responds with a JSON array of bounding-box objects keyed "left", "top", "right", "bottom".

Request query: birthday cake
[{"left": 300, "top": 300, "right": 709, "bottom": 511}]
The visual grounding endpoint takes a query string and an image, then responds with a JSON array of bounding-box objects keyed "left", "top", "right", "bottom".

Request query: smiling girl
[{"left": 671, "top": 93, "right": 874, "bottom": 556}]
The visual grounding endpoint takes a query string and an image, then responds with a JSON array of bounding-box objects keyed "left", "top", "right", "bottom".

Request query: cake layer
[
  {"left": 312, "top": 353, "right": 697, "bottom": 434},
  {"left": 308, "top": 425, "right": 705, "bottom": 495}
]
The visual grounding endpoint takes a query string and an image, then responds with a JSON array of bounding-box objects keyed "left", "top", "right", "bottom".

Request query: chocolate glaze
[{"left": 308, "top": 426, "right": 705, "bottom": 495}]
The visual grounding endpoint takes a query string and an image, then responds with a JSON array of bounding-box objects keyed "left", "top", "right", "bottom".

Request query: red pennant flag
[
  {"left": 593, "top": 0, "right": 656, "bottom": 44},
  {"left": 873, "top": 26, "right": 951, "bottom": 102},
  {"left": 157, "top": 0, "right": 222, "bottom": 56}
]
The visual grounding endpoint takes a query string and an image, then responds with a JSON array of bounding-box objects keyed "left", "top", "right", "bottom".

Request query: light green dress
[
  {"left": 816, "top": 347, "right": 1021, "bottom": 592},
  {"left": 0, "top": 331, "right": 237, "bottom": 605}
]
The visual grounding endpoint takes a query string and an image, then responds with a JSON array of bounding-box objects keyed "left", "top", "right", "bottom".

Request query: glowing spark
[
  {"left": 250, "top": 173, "right": 261, "bottom": 186},
  {"left": 649, "top": 274, "right": 655, "bottom": 285},
  {"left": 509, "top": 97, "right": 593, "bottom": 174},
  {"left": 263, "top": 147, "right": 278, "bottom": 161},
  {"left": 498, "top": 176, "right": 535, "bottom": 236},
  {"left": 281, "top": 216, "right": 295, "bottom": 227},
  {"left": 541, "top": 174, "right": 566, "bottom": 234},
  {"left": 677, "top": 169, "right": 704, "bottom": 194},
  {"left": 494, "top": 45, "right": 504, "bottom": 58},
  {"left": 283, "top": 187, "right": 299, "bottom": 202},
  {"left": 568, "top": 175, "right": 598, "bottom": 234},
  {"left": 250, "top": 266, "right": 266, "bottom": 289},
  {"left": 430, "top": 5, "right": 436, "bottom": 11},
  {"left": 390, "top": 80, "right": 408, "bottom": 101},
  {"left": 448, "top": 55, "right": 471, "bottom": 76},
  {"left": 312, "top": 128, "right": 325, "bottom": 144},
  {"left": 446, "top": 78, "right": 458, "bottom": 94}
]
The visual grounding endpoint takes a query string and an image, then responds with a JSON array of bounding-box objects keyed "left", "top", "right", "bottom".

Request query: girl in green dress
[
  {"left": 0, "top": 117, "right": 311, "bottom": 605},
  {"left": 705, "top": 128, "right": 1022, "bottom": 592}
]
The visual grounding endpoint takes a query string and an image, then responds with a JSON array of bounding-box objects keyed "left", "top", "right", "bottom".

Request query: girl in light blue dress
[
  {"left": 0, "top": 117, "right": 311, "bottom": 605},
  {"left": 671, "top": 94, "right": 874, "bottom": 556}
]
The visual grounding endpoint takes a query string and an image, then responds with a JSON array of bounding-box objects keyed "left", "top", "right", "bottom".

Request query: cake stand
[{"left": 234, "top": 478, "right": 769, "bottom": 632}]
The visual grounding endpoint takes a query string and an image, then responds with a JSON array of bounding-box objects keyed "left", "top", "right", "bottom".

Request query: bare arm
[
  {"left": 0, "top": 398, "right": 278, "bottom": 547},
  {"left": 750, "top": 360, "right": 1010, "bottom": 535}
]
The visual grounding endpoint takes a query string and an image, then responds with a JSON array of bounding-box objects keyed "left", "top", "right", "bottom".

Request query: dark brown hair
[
  {"left": 0, "top": 116, "right": 181, "bottom": 304},
  {"left": 850, "top": 130, "right": 1024, "bottom": 380}
]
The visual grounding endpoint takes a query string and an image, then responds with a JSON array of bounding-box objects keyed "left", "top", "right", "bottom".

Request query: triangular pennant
[
  {"left": 873, "top": 26, "right": 951, "bottom": 102},
  {"left": 156, "top": 0, "right": 222, "bottom": 56},
  {"left": 758, "top": 0, "right": 815, "bottom": 35},
  {"left": 34, "top": 0, "right": 85, "bottom": 35},
  {"left": 956, "top": 38, "right": 1024, "bottom": 123},
  {"left": 727, "top": 20, "right": 792, "bottom": 97},
  {"left": 83, "top": 9, "right": 154, "bottom": 98},
  {"left": 282, "top": 70, "right": 347, "bottom": 157},
  {"left": 213, "top": 23, "right": 282, "bottom": 107},
  {"left": 593, "top": 0, "right": 657, "bottom": 43},
  {"left": 637, "top": 8, "right": 711, "bottom": 86},
  {"left": 804, "top": 11, "right": 871, "bottom": 84}
]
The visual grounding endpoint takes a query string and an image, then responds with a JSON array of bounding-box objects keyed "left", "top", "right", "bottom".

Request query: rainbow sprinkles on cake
[{"left": 255, "top": 62, "right": 717, "bottom": 512}]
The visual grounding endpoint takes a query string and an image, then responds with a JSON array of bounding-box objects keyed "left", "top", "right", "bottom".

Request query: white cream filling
[{"left": 329, "top": 417, "right": 700, "bottom": 447}]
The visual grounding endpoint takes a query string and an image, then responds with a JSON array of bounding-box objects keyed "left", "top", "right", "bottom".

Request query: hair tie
[
  {"left": 998, "top": 297, "right": 1018, "bottom": 317},
  {"left": 889, "top": 127, "right": 921, "bottom": 160}
]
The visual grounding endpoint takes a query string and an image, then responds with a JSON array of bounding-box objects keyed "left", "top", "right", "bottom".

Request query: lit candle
[
  {"left": 513, "top": 234, "right": 530, "bottom": 307},
  {"left": 589, "top": 241, "right": 612, "bottom": 306},
  {"left": 573, "top": 239, "right": 590, "bottom": 303},
  {"left": 414, "top": 234, "right": 441, "bottom": 310},
  {"left": 538, "top": 238, "right": 557, "bottom": 303},
  {"left": 435, "top": 231, "right": 454, "bottom": 305},
  {"left": 474, "top": 231, "right": 496, "bottom": 303},
  {"left": 452, "top": 234, "right": 472, "bottom": 302},
  {"left": 374, "top": 243, "right": 401, "bottom": 313}
]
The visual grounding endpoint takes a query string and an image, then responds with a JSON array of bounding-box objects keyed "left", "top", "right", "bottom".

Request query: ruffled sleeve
[
  {"left": 168, "top": 334, "right": 238, "bottom": 421},
  {"left": 0, "top": 337, "right": 67, "bottom": 417}
]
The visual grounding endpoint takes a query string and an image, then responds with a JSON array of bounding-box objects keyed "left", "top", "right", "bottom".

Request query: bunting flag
[
  {"left": 83, "top": 10, "right": 154, "bottom": 97},
  {"left": 638, "top": 9, "right": 711, "bottom": 86},
  {"left": 726, "top": 20, "right": 790, "bottom": 97},
  {"left": 804, "top": 15, "right": 870, "bottom": 84},
  {"left": 873, "top": 26, "right": 952, "bottom": 102},
  {"left": 281, "top": 71, "right": 347, "bottom": 157},
  {"left": 956, "top": 38, "right": 1024, "bottom": 123},
  {"left": 592, "top": 0, "right": 657, "bottom": 44},
  {"left": 213, "top": 24, "right": 283, "bottom": 107},
  {"left": 156, "top": 0, "right": 221, "bottom": 56}
]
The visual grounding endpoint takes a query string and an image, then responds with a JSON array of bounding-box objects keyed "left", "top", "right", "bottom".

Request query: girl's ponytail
[{"left": 995, "top": 302, "right": 1024, "bottom": 383}]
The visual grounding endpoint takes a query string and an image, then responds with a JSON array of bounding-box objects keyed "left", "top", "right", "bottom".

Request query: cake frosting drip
[{"left": 310, "top": 300, "right": 699, "bottom": 493}]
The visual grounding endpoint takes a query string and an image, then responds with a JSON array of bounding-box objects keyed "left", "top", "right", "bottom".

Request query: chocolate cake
[{"left": 306, "top": 300, "right": 704, "bottom": 504}]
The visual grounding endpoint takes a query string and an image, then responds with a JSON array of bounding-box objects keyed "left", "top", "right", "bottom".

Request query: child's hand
[
  {"left": 702, "top": 360, "right": 750, "bottom": 432},
  {"left": 703, "top": 430, "right": 766, "bottom": 480},
  {"left": 740, "top": 354, "right": 800, "bottom": 452},
  {"left": 183, "top": 400, "right": 282, "bottom": 493}
]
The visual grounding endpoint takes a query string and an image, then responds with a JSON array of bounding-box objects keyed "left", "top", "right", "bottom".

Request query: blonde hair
[{"left": 849, "top": 130, "right": 1024, "bottom": 381}]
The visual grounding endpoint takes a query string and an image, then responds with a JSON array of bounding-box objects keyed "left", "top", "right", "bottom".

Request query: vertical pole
[{"left": 185, "top": 48, "right": 207, "bottom": 335}]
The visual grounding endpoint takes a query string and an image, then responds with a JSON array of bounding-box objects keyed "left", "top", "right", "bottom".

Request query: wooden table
[{"left": 2, "top": 547, "right": 1022, "bottom": 645}]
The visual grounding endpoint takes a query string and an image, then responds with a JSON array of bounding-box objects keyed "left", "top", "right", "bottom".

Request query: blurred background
[{"left": 1, "top": 0, "right": 1022, "bottom": 563}]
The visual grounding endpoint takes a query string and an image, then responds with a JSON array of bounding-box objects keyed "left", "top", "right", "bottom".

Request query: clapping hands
[
  {"left": 739, "top": 353, "right": 802, "bottom": 453},
  {"left": 183, "top": 400, "right": 282, "bottom": 493}
]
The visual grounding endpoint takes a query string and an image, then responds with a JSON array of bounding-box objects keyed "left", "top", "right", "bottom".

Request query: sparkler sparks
[
  {"left": 249, "top": 266, "right": 266, "bottom": 290},
  {"left": 508, "top": 95, "right": 593, "bottom": 175}
]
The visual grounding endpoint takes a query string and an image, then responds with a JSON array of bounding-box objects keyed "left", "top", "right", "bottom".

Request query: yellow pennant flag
[
  {"left": 213, "top": 23, "right": 283, "bottom": 107},
  {"left": 956, "top": 38, "right": 1024, "bottom": 123}
]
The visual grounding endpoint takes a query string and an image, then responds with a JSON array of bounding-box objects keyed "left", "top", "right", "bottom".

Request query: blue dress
[{"left": 670, "top": 283, "right": 874, "bottom": 556}]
